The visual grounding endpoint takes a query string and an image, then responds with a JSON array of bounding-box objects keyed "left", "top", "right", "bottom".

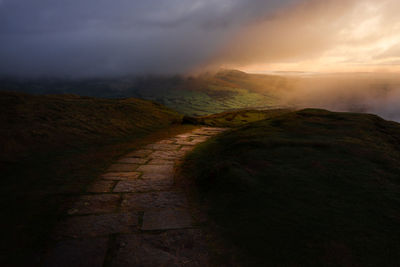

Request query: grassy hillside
[
  {"left": 133, "top": 70, "right": 288, "bottom": 116},
  {"left": 184, "top": 109, "right": 400, "bottom": 266},
  {"left": 0, "top": 91, "right": 189, "bottom": 265},
  {"left": 0, "top": 91, "right": 181, "bottom": 162},
  {"left": 0, "top": 70, "right": 289, "bottom": 116},
  {"left": 188, "top": 108, "right": 292, "bottom": 127}
]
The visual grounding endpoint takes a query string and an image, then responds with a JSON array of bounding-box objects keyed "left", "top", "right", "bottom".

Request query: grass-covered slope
[
  {"left": 133, "top": 70, "right": 286, "bottom": 116},
  {"left": 0, "top": 91, "right": 187, "bottom": 265},
  {"left": 0, "top": 91, "right": 181, "bottom": 162},
  {"left": 189, "top": 108, "right": 292, "bottom": 127},
  {"left": 0, "top": 70, "right": 289, "bottom": 116},
  {"left": 184, "top": 109, "right": 400, "bottom": 266}
]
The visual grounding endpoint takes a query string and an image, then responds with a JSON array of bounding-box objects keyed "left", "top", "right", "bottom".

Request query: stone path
[{"left": 43, "top": 127, "right": 228, "bottom": 267}]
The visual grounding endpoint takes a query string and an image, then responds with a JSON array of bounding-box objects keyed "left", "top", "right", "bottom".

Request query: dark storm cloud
[{"left": 0, "top": 0, "right": 295, "bottom": 77}]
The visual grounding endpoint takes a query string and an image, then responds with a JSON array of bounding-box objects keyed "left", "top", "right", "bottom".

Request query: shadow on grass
[{"left": 183, "top": 109, "right": 400, "bottom": 266}]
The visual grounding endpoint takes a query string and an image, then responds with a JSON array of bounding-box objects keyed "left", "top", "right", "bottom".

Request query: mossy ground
[{"left": 184, "top": 109, "right": 400, "bottom": 266}]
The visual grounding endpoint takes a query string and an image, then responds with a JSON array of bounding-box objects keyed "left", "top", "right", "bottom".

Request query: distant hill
[
  {"left": 0, "top": 70, "right": 290, "bottom": 116},
  {"left": 184, "top": 109, "right": 400, "bottom": 266}
]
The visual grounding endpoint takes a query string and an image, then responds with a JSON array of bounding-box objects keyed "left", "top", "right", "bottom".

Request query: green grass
[
  {"left": 190, "top": 108, "right": 292, "bottom": 127},
  {"left": 0, "top": 70, "right": 288, "bottom": 116},
  {"left": 121, "top": 70, "right": 289, "bottom": 116},
  {"left": 184, "top": 109, "right": 400, "bottom": 266},
  {"left": 0, "top": 91, "right": 193, "bottom": 266},
  {"left": 134, "top": 86, "right": 278, "bottom": 116},
  {"left": 0, "top": 91, "right": 182, "bottom": 163}
]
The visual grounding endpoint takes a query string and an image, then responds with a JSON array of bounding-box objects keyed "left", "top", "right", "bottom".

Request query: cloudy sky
[{"left": 1, "top": 0, "right": 400, "bottom": 77}]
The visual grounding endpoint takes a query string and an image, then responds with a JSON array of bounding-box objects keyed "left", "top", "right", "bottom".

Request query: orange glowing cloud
[{"left": 210, "top": 0, "right": 400, "bottom": 73}]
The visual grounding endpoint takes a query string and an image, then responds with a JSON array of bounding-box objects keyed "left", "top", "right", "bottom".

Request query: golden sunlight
[{"left": 214, "top": 0, "right": 400, "bottom": 73}]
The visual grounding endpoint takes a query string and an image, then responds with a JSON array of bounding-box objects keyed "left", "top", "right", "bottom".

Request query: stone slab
[
  {"left": 121, "top": 192, "right": 188, "bottom": 212},
  {"left": 190, "top": 129, "right": 214, "bottom": 135},
  {"left": 141, "top": 173, "right": 174, "bottom": 182},
  {"left": 54, "top": 213, "right": 138, "bottom": 239},
  {"left": 110, "top": 230, "right": 208, "bottom": 267},
  {"left": 136, "top": 164, "right": 174, "bottom": 175},
  {"left": 87, "top": 180, "right": 115, "bottom": 193},
  {"left": 175, "top": 133, "right": 204, "bottom": 138},
  {"left": 107, "top": 164, "right": 138, "bottom": 172},
  {"left": 67, "top": 194, "right": 120, "bottom": 215},
  {"left": 175, "top": 133, "right": 195, "bottom": 138},
  {"left": 148, "top": 150, "right": 186, "bottom": 160},
  {"left": 113, "top": 180, "right": 173, "bottom": 193},
  {"left": 101, "top": 172, "right": 140, "bottom": 180},
  {"left": 198, "top": 127, "right": 228, "bottom": 132},
  {"left": 145, "top": 144, "right": 181, "bottom": 151},
  {"left": 141, "top": 209, "right": 193, "bottom": 230},
  {"left": 43, "top": 238, "right": 108, "bottom": 267},
  {"left": 191, "top": 128, "right": 227, "bottom": 136},
  {"left": 125, "top": 149, "right": 153, "bottom": 158},
  {"left": 155, "top": 139, "right": 175, "bottom": 144},
  {"left": 193, "top": 132, "right": 217, "bottom": 137},
  {"left": 117, "top": 158, "right": 148, "bottom": 164},
  {"left": 147, "top": 159, "right": 175, "bottom": 165},
  {"left": 193, "top": 136, "right": 210, "bottom": 141},
  {"left": 175, "top": 138, "right": 209, "bottom": 145}
]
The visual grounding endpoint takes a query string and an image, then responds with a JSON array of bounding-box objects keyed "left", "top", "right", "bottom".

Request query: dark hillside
[
  {"left": 0, "top": 91, "right": 181, "bottom": 163},
  {"left": 0, "top": 91, "right": 186, "bottom": 265},
  {"left": 184, "top": 109, "right": 400, "bottom": 266}
]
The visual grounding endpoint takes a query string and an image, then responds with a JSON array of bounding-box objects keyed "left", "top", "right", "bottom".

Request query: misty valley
[{"left": 2, "top": 70, "right": 400, "bottom": 121}]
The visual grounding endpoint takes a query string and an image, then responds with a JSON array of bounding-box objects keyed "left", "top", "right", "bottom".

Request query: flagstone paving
[{"left": 43, "top": 127, "right": 228, "bottom": 267}]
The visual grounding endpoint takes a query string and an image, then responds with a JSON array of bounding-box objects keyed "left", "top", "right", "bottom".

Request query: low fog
[{"left": 278, "top": 73, "right": 400, "bottom": 122}]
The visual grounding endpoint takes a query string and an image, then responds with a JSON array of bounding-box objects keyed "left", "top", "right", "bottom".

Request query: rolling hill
[
  {"left": 0, "top": 70, "right": 290, "bottom": 116},
  {"left": 183, "top": 109, "right": 400, "bottom": 266},
  {"left": 0, "top": 91, "right": 182, "bottom": 163}
]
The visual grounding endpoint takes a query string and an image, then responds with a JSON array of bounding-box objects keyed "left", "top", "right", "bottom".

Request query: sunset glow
[
  {"left": 2, "top": 0, "right": 400, "bottom": 76},
  {"left": 213, "top": 0, "right": 400, "bottom": 73}
]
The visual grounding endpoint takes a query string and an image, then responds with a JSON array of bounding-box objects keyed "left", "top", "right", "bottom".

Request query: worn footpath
[{"left": 43, "top": 127, "right": 227, "bottom": 266}]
